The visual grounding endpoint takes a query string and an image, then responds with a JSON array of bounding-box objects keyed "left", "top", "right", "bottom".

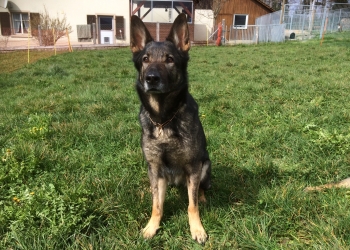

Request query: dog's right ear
[{"left": 130, "top": 15, "right": 154, "bottom": 53}]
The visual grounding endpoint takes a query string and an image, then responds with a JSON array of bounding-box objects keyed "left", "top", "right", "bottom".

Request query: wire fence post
[
  {"left": 229, "top": 26, "right": 231, "bottom": 42},
  {"left": 66, "top": 28, "right": 73, "bottom": 52},
  {"left": 301, "top": 11, "right": 306, "bottom": 40},
  {"left": 38, "top": 25, "right": 42, "bottom": 46},
  {"left": 28, "top": 27, "right": 30, "bottom": 64},
  {"left": 222, "top": 19, "right": 226, "bottom": 45},
  {"left": 320, "top": 7, "right": 328, "bottom": 39},
  {"left": 234, "top": 27, "right": 237, "bottom": 45},
  {"left": 320, "top": 9, "right": 329, "bottom": 45},
  {"left": 92, "top": 23, "right": 96, "bottom": 44},
  {"left": 337, "top": 9, "right": 342, "bottom": 31},
  {"left": 53, "top": 28, "right": 56, "bottom": 55},
  {"left": 309, "top": 7, "right": 316, "bottom": 36},
  {"left": 331, "top": 11, "right": 335, "bottom": 33}
]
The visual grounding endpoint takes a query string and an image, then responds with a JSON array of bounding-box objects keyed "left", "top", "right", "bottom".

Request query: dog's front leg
[
  {"left": 143, "top": 172, "right": 167, "bottom": 239},
  {"left": 187, "top": 173, "right": 207, "bottom": 244}
]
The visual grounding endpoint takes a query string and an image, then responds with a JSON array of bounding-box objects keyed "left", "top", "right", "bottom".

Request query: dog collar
[{"left": 147, "top": 109, "right": 180, "bottom": 136}]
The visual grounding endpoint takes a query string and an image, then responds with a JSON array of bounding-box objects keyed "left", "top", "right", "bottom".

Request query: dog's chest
[
  {"left": 143, "top": 127, "right": 184, "bottom": 156},
  {"left": 143, "top": 124, "right": 195, "bottom": 159},
  {"left": 142, "top": 129, "right": 190, "bottom": 185}
]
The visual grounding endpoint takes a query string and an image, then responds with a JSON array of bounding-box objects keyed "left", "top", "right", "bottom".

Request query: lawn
[{"left": 0, "top": 32, "right": 350, "bottom": 249}]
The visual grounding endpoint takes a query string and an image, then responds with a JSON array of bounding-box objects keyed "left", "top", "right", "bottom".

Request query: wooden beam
[
  {"left": 179, "top": 2, "right": 192, "bottom": 19},
  {"left": 141, "top": 8, "right": 152, "bottom": 20},
  {"left": 174, "top": 6, "right": 181, "bottom": 15},
  {"left": 132, "top": 1, "right": 146, "bottom": 16},
  {"left": 280, "top": 0, "right": 286, "bottom": 24}
]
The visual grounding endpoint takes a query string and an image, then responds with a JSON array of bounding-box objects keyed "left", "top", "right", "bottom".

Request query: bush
[{"left": 31, "top": 6, "right": 72, "bottom": 46}]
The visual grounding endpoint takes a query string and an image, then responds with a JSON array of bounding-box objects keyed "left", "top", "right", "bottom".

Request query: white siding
[{"left": 1, "top": 0, "right": 130, "bottom": 43}]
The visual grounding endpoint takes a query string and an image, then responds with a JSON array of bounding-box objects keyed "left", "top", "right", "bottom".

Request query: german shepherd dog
[{"left": 130, "top": 14, "right": 211, "bottom": 244}]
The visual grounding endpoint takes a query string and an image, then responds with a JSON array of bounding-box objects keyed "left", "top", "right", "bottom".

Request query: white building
[
  {"left": 0, "top": 0, "right": 130, "bottom": 45},
  {"left": 0, "top": 0, "right": 214, "bottom": 46}
]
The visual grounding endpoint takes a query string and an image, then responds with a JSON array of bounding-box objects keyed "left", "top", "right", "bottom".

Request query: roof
[
  {"left": 255, "top": 0, "right": 275, "bottom": 12},
  {"left": 194, "top": 0, "right": 275, "bottom": 12}
]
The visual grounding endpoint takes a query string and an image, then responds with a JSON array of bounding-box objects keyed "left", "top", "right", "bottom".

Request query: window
[
  {"left": 233, "top": 14, "right": 248, "bottom": 29},
  {"left": 12, "top": 13, "right": 29, "bottom": 34},
  {"left": 99, "top": 17, "right": 113, "bottom": 30},
  {"left": 131, "top": 0, "right": 193, "bottom": 23}
]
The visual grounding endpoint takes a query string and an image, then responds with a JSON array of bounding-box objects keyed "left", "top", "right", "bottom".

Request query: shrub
[{"left": 31, "top": 6, "right": 72, "bottom": 46}]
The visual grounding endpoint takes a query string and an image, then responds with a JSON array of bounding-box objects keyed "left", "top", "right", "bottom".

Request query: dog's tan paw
[
  {"left": 142, "top": 223, "right": 159, "bottom": 239},
  {"left": 191, "top": 227, "right": 208, "bottom": 244}
]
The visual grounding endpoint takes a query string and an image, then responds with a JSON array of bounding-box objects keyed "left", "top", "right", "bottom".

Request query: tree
[
  {"left": 260, "top": 0, "right": 289, "bottom": 11},
  {"left": 194, "top": 0, "right": 228, "bottom": 21},
  {"left": 302, "top": 0, "right": 349, "bottom": 7},
  {"left": 31, "top": 6, "right": 72, "bottom": 46}
]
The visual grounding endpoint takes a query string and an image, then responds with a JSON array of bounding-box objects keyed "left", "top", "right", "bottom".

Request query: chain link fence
[
  {"left": 210, "top": 5, "right": 350, "bottom": 45},
  {"left": 225, "top": 11, "right": 284, "bottom": 44},
  {"left": 283, "top": 5, "right": 350, "bottom": 40},
  {"left": 227, "top": 24, "right": 285, "bottom": 44}
]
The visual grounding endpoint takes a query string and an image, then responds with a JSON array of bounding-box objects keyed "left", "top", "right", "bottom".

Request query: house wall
[
  {"left": 0, "top": 0, "right": 213, "bottom": 44},
  {"left": 0, "top": 0, "right": 130, "bottom": 43},
  {"left": 216, "top": 0, "right": 273, "bottom": 28}
]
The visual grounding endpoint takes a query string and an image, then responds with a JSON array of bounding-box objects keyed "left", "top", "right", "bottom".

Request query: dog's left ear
[
  {"left": 130, "top": 15, "right": 154, "bottom": 53},
  {"left": 166, "top": 14, "right": 190, "bottom": 52}
]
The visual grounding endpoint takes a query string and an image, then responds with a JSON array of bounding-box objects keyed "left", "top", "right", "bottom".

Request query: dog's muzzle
[{"left": 144, "top": 69, "right": 163, "bottom": 93}]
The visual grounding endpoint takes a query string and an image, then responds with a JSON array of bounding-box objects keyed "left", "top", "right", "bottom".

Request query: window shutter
[
  {"left": 30, "top": 13, "right": 40, "bottom": 34},
  {"left": 87, "top": 15, "right": 96, "bottom": 35},
  {"left": 0, "top": 12, "right": 11, "bottom": 35},
  {"left": 115, "top": 16, "right": 124, "bottom": 40}
]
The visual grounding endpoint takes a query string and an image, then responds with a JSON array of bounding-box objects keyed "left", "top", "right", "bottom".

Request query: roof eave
[{"left": 255, "top": 0, "right": 275, "bottom": 12}]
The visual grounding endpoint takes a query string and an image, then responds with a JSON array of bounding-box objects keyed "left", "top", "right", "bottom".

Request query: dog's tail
[{"left": 304, "top": 177, "right": 350, "bottom": 192}]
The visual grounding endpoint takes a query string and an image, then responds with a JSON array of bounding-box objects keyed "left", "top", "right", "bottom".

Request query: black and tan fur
[{"left": 130, "top": 14, "right": 211, "bottom": 244}]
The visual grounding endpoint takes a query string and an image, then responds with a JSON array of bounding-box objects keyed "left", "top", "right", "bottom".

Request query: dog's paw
[
  {"left": 191, "top": 227, "right": 208, "bottom": 244},
  {"left": 142, "top": 223, "right": 159, "bottom": 239}
]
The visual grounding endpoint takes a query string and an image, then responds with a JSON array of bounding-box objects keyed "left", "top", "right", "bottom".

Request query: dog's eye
[
  {"left": 166, "top": 56, "right": 174, "bottom": 63},
  {"left": 143, "top": 56, "right": 149, "bottom": 63}
]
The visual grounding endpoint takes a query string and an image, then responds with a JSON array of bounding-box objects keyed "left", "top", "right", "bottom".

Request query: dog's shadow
[
  {"left": 162, "top": 162, "right": 280, "bottom": 219},
  {"left": 207, "top": 163, "right": 280, "bottom": 208}
]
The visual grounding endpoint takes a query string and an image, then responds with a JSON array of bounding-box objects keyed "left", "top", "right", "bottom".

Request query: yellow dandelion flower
[{"left": 13, "top": 197, "right": 20, "bottom": 203}]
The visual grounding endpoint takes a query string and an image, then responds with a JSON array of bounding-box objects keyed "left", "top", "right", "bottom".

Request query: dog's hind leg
[
  {"left": 143, "top": 177, "right": 167, "bottom": 239},
  {"left": 187, "top": 172, "right": 208, "bottom": 244},
  {"left": 199, "top": 160, "right": 211, "bottom": 203}
]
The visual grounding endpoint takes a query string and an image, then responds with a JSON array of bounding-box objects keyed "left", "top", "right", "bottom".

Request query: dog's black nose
[{"left": 145, "top": 74, "right": 160, "bottom": 84}]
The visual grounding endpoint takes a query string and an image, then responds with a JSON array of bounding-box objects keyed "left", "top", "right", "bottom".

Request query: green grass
[
  {"left": 0, "top": 50, "right": 67, "bottom": 73},
  {"left": 1, "top": 32, "right": 350, "bottom": 249}
]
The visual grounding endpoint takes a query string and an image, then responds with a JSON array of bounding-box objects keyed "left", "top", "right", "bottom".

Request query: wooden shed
[{"left": 216, "top": 0, "right": 274, "bottom": 28}]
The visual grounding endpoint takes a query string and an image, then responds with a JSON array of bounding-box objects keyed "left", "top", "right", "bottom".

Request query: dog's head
[{"left": 130, "top": 14, "right": 190, "bottom": 94}]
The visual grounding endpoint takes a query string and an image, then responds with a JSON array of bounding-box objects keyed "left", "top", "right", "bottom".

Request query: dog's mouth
[
  {"left": 146, "top": 88, "right": 162, "bottom": 94},
  {"left": 144, "top": 83, "right": 164, "bottom": 94}
]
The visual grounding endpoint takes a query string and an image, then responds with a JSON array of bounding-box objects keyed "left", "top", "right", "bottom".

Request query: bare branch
[{"left": 31, "top": 6, "right": 72, "bottom": 46}]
